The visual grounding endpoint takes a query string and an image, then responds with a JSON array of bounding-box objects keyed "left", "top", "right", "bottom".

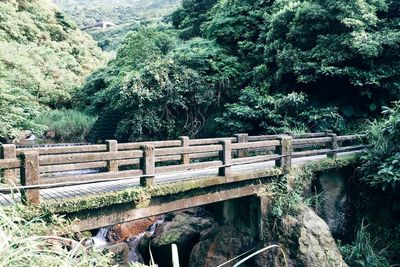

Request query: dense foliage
[
  {"left": 34, "top": 109, "right": 97, "bottom": 142},
  {"left": 0, "top": 0, "right": 105, "bottom": 140},
  {"left": 202, "top": 0, "right": 400, "bottom": 117},
  {"left": 53, "top": 0, "right": 181, "bottom": 51},
  {"left": 77, "top": 27, "right": 241, "bottom": 140},
  {"left": 53, "top": 0, "right": 181, "bottom": 26},
  {"left": 217, "top": 90, "right": 344, "bottom": 135},
  {"left": 360, "top": 102, "right": 400, "bottom": 189},
  {"left": 0, "top": 204, "right": 113, "bottom": 266}
]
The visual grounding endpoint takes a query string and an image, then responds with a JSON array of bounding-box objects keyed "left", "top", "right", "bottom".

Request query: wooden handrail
[{"left": 0, "top": 132, "right": 369, "bottom": 205}]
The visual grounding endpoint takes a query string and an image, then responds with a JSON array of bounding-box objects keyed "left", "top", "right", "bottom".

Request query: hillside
[
  {"left": 53, "top": 0, "right": 181, "bottom": 26},
  {"left": 0, "top": 0, "right": 106, "bottom": 139},
  {"left": 53, "top": 0, "right": 181, "bottom": 50}
]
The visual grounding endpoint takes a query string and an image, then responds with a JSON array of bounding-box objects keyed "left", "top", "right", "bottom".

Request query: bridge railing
[{"left": 0, "top": 132, "right": 368, "bottom": 205}]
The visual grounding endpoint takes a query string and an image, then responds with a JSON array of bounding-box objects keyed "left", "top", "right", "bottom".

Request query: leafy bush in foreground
[{"left": 0, "top": 204, "right": 112, "bottom": 267}]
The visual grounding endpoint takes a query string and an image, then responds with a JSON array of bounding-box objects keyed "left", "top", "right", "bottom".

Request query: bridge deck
[{"left": 0, "top": 152, "right": 358, "bottom": 206}]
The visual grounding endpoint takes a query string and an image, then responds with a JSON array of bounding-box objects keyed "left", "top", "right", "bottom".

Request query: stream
[{"left": 90, "top": 216, "right": 166, "bottom": 265}]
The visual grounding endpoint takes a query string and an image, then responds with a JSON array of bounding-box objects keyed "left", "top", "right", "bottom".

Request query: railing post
[
  {"left": 234, "top": 133, "right": 248, "bottom": 158},
  {"left": 327, "top": 133, "right": 338, "bottom": 159},
  {"left": 106, "top": 140, "right": 118, "bottom": 172},
  {"left": 218, "top": 140, "right": 232, "bottom": 177},
  {"left": 140, "top": 145, "right": 155, "bottom": 188},
  {"left": 275, "top": 136, "right": 293, "bottom": 173},
  {"left": 20, "top": 151, "right": 40, "bottom": 205},
  {"left": 0, "top": 144, "right": 17, "bottom": 185},
  {"left": 180, "top": 136, "right": 190, "bottom": 165}
]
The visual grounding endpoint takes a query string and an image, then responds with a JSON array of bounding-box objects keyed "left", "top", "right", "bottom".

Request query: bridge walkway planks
[{"left": 0, "top": 151, "right": 359, "bottom": 206}]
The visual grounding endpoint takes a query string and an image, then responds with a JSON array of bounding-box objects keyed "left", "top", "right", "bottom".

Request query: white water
[
  {"left": 86, "top": 217, "right": 166, "bottom": 262},
  {"left": 91, "top": 227, "right": 109, "bottom": 249}
]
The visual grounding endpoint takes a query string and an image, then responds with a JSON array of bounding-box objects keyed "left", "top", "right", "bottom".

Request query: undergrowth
[
  {"left": 34, "top": 109, "right": 97, "bottom": 142},
  {"left": 0, "top": 203, "right": 113, "bottom": 267},
  {"left": 261, "top": 166, "right": 314, "bottom": 218},
  {"left": 338, "top": 221, "right": 391, "bottom": 267}
]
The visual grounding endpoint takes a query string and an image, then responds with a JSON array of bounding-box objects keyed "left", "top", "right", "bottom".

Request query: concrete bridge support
[{"left": 206, "top": 194, "right": 271, "bottom": 242}]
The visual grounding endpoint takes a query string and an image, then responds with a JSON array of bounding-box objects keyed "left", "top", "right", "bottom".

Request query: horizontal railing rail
[{"left": 0, "top": 132, "right": 369, "bottom": 205}]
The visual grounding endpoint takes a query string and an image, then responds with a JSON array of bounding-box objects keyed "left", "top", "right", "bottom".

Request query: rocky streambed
[{"left": 86, "top": 204, "right": 348, "bottom": 267}]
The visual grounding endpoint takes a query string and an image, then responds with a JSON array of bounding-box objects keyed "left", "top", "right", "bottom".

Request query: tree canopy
[
  {"left": 79, "top": 0, "right": 400, "bottom": 141},
  {"left": 0, "top": 0, "right": 105, "bottom": 139}
]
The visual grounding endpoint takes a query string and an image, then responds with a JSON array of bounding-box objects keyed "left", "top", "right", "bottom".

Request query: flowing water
[
  {"left": 91, "top": 227, "right": 109, "bottom": 249},
  {"left": 87, "top": 217, "right": 166, "bottom": 264},
  {"left": 127, "top": 217, "right": 166, "bottom": 264}
]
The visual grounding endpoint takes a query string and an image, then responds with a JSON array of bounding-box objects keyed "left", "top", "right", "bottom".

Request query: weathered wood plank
[
  {"left": 155, "top": 145, "right": 223, "bottom": 157},
  {"left": 0, "top": 159, "right": 20, "bottom": 169},
  {"left": 231, "top": 140, "right": 280, "bottom": 150},
  {"left": 17, "top": 145, "right": 107, "bottom": 155},
  {"left": 292, "top": 137, "right": 332, "bottom": 145},
  {"left": 118, "top": 140, "right": 181, "bottom": 150},
  {"left": 336, "top": 135, "right": 366, "bottom": 142},
  {"left": 156, "top": 161, "right": 223, "bottom": 174},
  {"left": 39, "top": 150, "right": 143, "bottom": 166},
  {"left": 232, "top": 154, "right": 280, "bottom": 165},
  {"left": 292, "top": 149, "right": 331, "bottom": 158},
  {"left": 40, "top": 162, "right": 107, "bottom": 173},
  {"left": 189, "top": 138, "right": 236, "bottom": 146}
]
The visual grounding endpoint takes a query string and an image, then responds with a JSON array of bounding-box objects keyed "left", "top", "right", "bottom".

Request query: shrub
[
  {"left": 0, "top": 203, "right": 112, "bottom": 266},
  {"left": 339, "top": 221, "right": 390, "bottom": 267},
  {"left": 216, "top": 90, "right": 344, "bottom": 136},
  {"left": 359, "top": 101, "right": 400, "bottom": 189},
  {"left": 34, "top": 109, "right": 97, "bottom": 142}
]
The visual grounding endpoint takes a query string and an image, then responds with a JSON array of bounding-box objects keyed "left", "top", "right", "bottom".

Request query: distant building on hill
[{"left": 81, "top": 20, "right": 117, "bottom": 31}]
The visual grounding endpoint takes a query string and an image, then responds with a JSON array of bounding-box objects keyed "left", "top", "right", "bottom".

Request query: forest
[
  {"left": 1, "top": 0, "right": 400, "bottom": 266},
  {"left": 54, "top": 0, "right": 181, "bottom": 50}
]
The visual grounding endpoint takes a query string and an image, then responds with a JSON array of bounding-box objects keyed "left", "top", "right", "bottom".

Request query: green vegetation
[
  {"left": 0, "top": 0, "right": 105, "bottom": 140},
  {"left": 34, "top": 109, "right": 97, "bottom": 142},
  {"left": 53, "top": 0, "right": 181, "bottom": 51},
  {"left": 339, "top": 221, "right": 391, "bottom": 267},
  {"left": 360, "top": 102, "right": 400, "bottom": 189},
  {"left": 79, "top": 0, "right": 400, "bottom": 142},
  {"left": 351, "top": 104, "right": 400, "bottom": 265},
  {"left": 0, "top": 204, "right": 113, "bottom": 266},
  {"left": 53, "top": 0, "right": 181, "bottom": 26},
  {"left": 2, "top": 0, "right": 400, "bottom": 265}
]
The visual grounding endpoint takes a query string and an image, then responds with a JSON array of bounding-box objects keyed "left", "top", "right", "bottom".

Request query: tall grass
[
  {"left": 339, "top": 220, "right": 390, "bottom": 267},
  {"left": 34, "top": 109, "right": 97, "bottom": 142},
  {"left": 0, "top": 203, "right": 112, "bottom": 267}
]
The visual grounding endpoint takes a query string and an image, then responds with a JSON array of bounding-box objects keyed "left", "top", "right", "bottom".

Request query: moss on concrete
[{"left": 36, "top": 156, "right": 360, "bottom": 215}]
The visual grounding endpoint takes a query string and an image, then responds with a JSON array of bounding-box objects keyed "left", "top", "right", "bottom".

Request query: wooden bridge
[{"left": 0, "top": 132, "right": 367, "bottom": 229}]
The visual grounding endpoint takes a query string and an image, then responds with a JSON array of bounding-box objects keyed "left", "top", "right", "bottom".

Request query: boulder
[
  {"left": 256, "top": 205, "right": 348, "bottom": 267},
  {"left": 189, "top": 224, "right": 255, "bottom": 267},
  {"left": 296, "top": 207, "right": 348, "bottom": 267},
  {"left": 140, "top": 212, "right": 216, "bottom": 267},
  {"left": 107, "top": 217, "right": 157, "bottom": 243},
  {"left": 106, "top": 242, "right": 130, "bottom": 266}
]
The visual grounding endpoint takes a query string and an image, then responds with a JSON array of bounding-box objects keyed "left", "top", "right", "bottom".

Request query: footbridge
[{"left": 0, "top": 132, "right": 368, "bottom": 230}]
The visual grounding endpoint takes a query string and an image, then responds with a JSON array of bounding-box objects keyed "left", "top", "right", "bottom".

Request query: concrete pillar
[
  {"left": 234, "top": 133, "right": 248, "bottom": 158},
  {"left": 275, "top": 136, "right": 293, "bottom": 173},
  {"left": 327, "top": 133, "right": 338, "bottom": 159},
  {"left": 0, "top": 144, "right": 17, "bottom": 185},
  {"left": 180, "top": 136, "right": 190, "bottom": 165},
  {"left": 20, "top": 151, "right": 40, "bottom": 205},
  {"left": 219, "top": 140, "right": 232, "bottom": 177},
  {"left": 106, "top": 140, "right": 118, "bottom": 172},
  {"left": 140, "top": 145, "right": 155, "bottom": 188},
  {"left": 257, "top": 195, "right": 271, "bottom": 241}
]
